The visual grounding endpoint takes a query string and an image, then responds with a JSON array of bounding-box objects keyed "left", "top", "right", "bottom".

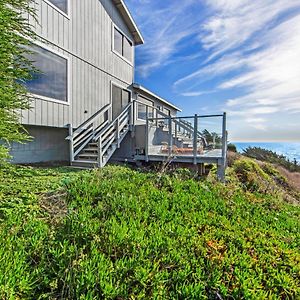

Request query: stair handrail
[
  {"left": 94, "top": 102, "right": 132, "bottom": 141},
  {"left": 96, "top": 102, "right": 133, "bottom": 167},
  {"left": 177, "top": 119, "right": 207, "bottom": 146},
  {"left": 66, "top": 104, "right": 111, "bottom": 140}
]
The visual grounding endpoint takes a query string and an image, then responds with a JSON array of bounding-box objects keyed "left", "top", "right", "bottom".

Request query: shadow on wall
[{"left": 10, "top": 125, "right": 69, "bottom": 164}]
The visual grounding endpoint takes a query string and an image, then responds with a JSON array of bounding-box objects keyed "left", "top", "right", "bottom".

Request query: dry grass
[
  {"left": 276, "top": 166, "right": 300, "bottom": 192},
  {"left": 40, "top": 191, "right": 68, "bottom": 224}
]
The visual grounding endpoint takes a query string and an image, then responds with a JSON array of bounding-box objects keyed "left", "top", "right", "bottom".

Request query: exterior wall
[
  {"left": 10, "top": 126, "right": 69, "bottom": 164},
  {"left": 133, "top": 90, "right": 178, "bottom": 124},
  {"left": 23, "top": 0, "right": 135, "bottom": 129}
]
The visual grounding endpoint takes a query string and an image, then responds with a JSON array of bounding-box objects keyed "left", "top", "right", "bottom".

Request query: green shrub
[
  {"left": 0, "top": 165, "right": 299, "bottom": 299},
  {"left": 227, "top": 143, "right": 237, "bottom": 152}
]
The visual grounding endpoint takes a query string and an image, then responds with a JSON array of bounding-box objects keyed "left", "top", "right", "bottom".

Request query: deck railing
[
  {"left": 145, "top": 112, "right": 227, "bottom": 166},
  {"left": 66, "top": 104, "right": 111, "bottom": 161}
]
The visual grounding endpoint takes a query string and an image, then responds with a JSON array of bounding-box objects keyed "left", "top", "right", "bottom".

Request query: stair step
[
  {"left": 83, "top": 148, "right": 98, "bottom": 153},
  {"left": 71, "top": 160, "right": 98, "bottom": 168},
  {"left": 78, "top": 153, "right": 98, "bottom": 159}
]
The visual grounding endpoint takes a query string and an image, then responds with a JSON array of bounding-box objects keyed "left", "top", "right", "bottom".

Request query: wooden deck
[{"left": 135, "top": 149, "right": 223, "bottom": 164}]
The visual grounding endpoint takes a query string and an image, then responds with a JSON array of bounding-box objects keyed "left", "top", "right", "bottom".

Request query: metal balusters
[
  {"left": 169, "top": 116, "right": 173, "bottom": 156},
  {"left": 193, "top": 114, "right": 198, "bottom": 164}
]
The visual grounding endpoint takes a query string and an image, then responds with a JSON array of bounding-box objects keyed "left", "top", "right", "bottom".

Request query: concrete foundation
[{"left": 9, "top": 125, "right": 69, "bottom": 164}]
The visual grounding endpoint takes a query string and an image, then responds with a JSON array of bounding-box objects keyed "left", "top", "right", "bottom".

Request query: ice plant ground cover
[{"left": 0, "top": 162, "right": 299, "bottom": 299}]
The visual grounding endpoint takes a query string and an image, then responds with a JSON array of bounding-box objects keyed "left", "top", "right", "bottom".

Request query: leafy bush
[
  {"left": 243, "top": 147, "right": 300, "bottom": 172},
  {"left": 0, "top": 165, "right": 299, "bottom": 299},
  {"left": 227, "top": 143, "right": 237, "bottom": 152}
]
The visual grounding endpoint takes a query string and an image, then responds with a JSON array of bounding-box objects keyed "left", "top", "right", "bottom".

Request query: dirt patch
[
  {"left": 227, "top": 151, "right": 242, "bottom": 167},
  {"left": 40, "top": 191, "right": 68, "bottom": 224},
  {"left": 276, "top": 166, "right": 300, "bottom": 192}
]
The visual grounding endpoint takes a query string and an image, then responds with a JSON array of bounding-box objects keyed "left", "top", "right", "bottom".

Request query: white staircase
[{"left": 67, "top": 102, "right": 133, "bottom": 168}]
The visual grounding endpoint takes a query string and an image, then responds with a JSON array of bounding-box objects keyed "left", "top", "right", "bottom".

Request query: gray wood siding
[{"left": 22, "top": 0, "right": 135, "bottom": 128}]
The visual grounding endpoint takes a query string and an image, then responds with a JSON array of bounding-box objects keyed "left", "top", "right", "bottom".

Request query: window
[
  {"left": 137, "top": 96, "right": 154, "bottom": 120},
  {"left": 47, "top": 0, "right": 68, "bottom": 14},
  {"left": 123, "top": 37, "right": 132, "bottom": 62},
  {"left": 163, "top": 107, "right": 171, "bottom": 116},
  {"left": 24, "top": 45, "right": 68, "bottom": 103},
  {"left": 114, "top": 29, "right": 123, "bottom": 55},
  {"left": 113, "top": 27, "right": 133, "bottom": 63},
  {"left": 111, "top": 84, "right": 131, "bottom": 119}
]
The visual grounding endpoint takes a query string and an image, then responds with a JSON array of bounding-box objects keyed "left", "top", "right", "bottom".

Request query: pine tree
[{"left": 0, "top": 0, "right": 36, "bottom": 162}]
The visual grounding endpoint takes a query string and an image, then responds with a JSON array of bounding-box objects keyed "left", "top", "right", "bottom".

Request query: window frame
[
  {"left": 110, "top": 81, "right": 132, "bottom": 120},
  {"left": 112, "top": 23, "right": 134, "bottom": 66},
  {"left": 43, "top": 0, "right": 70, "bottom": 19},
  {"left": 137, "top": 95, "right": 155, "bottom": 121},
  {"left": 26, "top": 42, "right": 70, "bottom": 106}
]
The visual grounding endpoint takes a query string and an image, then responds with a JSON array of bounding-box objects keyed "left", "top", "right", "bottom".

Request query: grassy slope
[{"left": 0, "top": 162, "right": 299, "bottom": 299}]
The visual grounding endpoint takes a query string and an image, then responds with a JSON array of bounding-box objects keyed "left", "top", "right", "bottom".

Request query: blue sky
[{"left": 125, "top": 0, "right": 300, "bottom": 142}]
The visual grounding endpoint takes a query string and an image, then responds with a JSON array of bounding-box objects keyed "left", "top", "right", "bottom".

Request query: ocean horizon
[{"left": 233, "top": 142, "right": 300, "bottom": 162}]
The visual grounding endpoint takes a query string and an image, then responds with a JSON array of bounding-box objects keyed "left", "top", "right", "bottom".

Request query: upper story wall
[
  {"left": 22, "top": 0, "right": 137, "bottom": 128},
  {"left": 30, "top": 0, "right": 135, "bottom": 84}
]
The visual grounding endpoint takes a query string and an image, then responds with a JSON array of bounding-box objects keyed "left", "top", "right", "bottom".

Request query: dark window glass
[
  {"left": 25, "top": 45, "right": 68, "bottom": 102},
  {"left": 113, "top": 27, "right": 133, "bottom": 63},
  {"left": 122, "top": 90, "right": 130, "bottom": 108},
  {"left": 137, "top": 96, "right": 154, "bottom": 120},
  {"left": 123, "top": 37, "right": 132, "bottom": 62},
  {"left": 48, "top": 0, "right": 68, "bottom": 14},
  {"left": 112, "top": 85, "right": 131, "bottom": 119},
  {"left": 163, "top": 107, "right": 171, "bottom": 116},
  {"left": 114, "top": 28, "right": 123, "bottom": 56}
]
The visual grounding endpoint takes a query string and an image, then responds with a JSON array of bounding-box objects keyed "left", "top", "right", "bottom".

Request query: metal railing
[
  {"left": 96, "top": 102, "right": 132, "bottom": 167},
  {"left": 145, "top": 112, "right": 227, "bottom": 164},
  {"left": 67, "top": 104, "right": 111, "bottom": 161}
]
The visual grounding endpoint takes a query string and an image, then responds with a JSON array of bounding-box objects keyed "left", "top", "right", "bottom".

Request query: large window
[
  {"left": 25, "top": 45, "right": 68, "bottom": 103},
  {"left": 47, "top": 0, "right": 68, "bottom": 14},
  {"left": 113, "top": 27, "right": 133, "bottom": 62},
  {"left": 137, "top": 96, "right": 154, "bottom": 120}
]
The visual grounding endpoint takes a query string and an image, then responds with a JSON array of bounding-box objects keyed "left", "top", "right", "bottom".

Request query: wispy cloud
[
  {"left": 126, "top": 0, "right": 203, "bottom": 77},
  {"left": 126, "top": 0, "right": 300, "bottom": 141},
  {"left": 223, "top": 14, "right": 300, "bottom": 116}
]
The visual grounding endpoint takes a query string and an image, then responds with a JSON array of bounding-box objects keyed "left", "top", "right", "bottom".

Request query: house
[{"left": 10, "top": 0, "right": 227, "bottom": 180}]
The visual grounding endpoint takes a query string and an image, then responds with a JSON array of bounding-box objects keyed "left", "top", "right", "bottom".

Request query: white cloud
[
  {"left": 181, "top": 90, "right": 213, "bottom": 97},
  {"left": 201, "top": 0, "right": 300, "bottom": 60},
  {"left": 127, "top": 0, "right": 201, "bottom": 77},
  {"left": 127, "top": 0, "right": 300, "bottom": 140}
]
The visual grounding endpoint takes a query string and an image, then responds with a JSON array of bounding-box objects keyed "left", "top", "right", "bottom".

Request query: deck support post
[
  {"left": 68, "top": 124, "right": 74, "bottom": 164},
  {"left": 116, "top": 118, "right": 120, "bottom": 148},
  {"left": 217, "top": 112, "right": 227, "bottom": 182},
  {"left": 131, "top": 102, "right": 135, "bottom": 138},
  {"left": 145, "top": 115, "right": 149, "bottom": 162},
  {"left": 193, "top": 114, "right": 198, "bottom": 165},
  {"left": 217, "top": 160, "right": 226, "bottom": 182},
  {"left": 98, "top": 137, "right": 103, "bottom": 168},
  {"left": 168, "top": 116, "right": 173, "bottom": 156}
]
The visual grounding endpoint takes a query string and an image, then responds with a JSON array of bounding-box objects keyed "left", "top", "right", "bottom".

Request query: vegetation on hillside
[
  {"left": 243, "top": 147, "right": 300, "bottom": 173},
  {"left": 0, "top": 0, "right": 37, "bottom": 162},
  {"left": 0, "top": 160, "right": 299, "bottom": 299}
]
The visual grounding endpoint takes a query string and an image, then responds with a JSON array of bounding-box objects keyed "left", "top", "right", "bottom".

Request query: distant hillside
[{"left": 242, "top": 146, "right": 300, "bottom": 173}]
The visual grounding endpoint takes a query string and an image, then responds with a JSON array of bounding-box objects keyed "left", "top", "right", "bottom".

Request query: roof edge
[
  {"left": 133, "top": 83, "right": 182, "bottom": 112},
  {"left": 113, "top": 0, "right": 144, "bottom": 45}
]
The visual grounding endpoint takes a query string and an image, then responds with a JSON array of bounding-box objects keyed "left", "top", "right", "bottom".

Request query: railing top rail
[
  {"left": 147, "top": 114, "right": 224, "bottom": 121},
  {"left": 96, "top": 102, "right": 132, "bottom": 139},
  {"left": 72, "top": 104, "right": 111, "bottom": 136}
]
